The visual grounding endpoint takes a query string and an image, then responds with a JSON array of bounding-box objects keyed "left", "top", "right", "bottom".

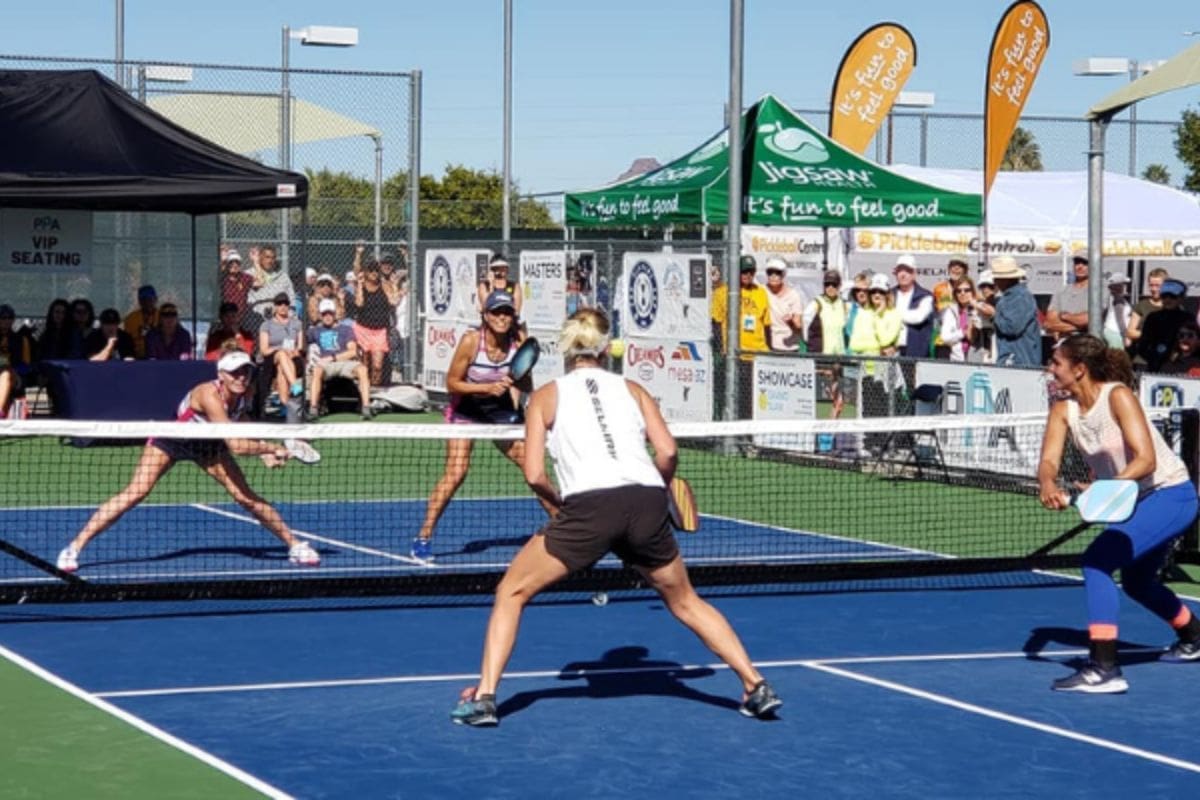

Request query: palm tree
[
  {"left": 1000, "top": 126, "right": 1043, "bottom": 171},
  {"left": 1142, "top": 164, "right": 1171, "bottom": 185}
]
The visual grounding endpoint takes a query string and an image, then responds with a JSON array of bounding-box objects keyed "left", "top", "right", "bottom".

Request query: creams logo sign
[
  {"left": 426, "top": 324, "right": 458, "bottom": 358},
  {"left": 627, "top": 343, "right": 665, "bottom": 383}
]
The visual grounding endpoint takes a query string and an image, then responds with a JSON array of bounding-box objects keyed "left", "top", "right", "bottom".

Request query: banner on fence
[
  {"left": 752, "top": 355, "right": 818, "bottom": 450},
  {"left": 1139, "top": 375, "right": 1200, "bottom": 410},
  {"left": 913, "top": 361, "right": 1048, "bottom": 475},
  {"left": 519, "top": 250, "right": 568, "bottom": 330},
  {"left": 420, "top": 319, "right": 476, "bottom": 391},
  {"left": 622, "top": 336, "right": 713, "bottom": 422},
  {"left": 619, "top": 252, "right": 710, "bottom": 340},
  {"left": 425, "top": 249, "right": 490, "bottom": 323}
]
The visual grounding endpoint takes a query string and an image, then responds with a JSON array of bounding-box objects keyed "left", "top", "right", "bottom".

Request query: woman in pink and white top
[
  {"left": 411, "top": 290, "right": 546, "bottom": 563},
  {"left": 56, "top": 350, "right": 319, "bottom": 573}
]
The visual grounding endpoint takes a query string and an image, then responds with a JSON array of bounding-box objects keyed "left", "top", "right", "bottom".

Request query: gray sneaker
[
  {"left": 739, "top": 680, "right": 782, "bottom": 719},
  {"left": 1162, "top": 637, "right": 1200, "bottom": 663}
]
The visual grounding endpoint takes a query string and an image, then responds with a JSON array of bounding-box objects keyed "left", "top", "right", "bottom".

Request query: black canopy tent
[{"left": 0, "top": 69, "right": 309, "bottom": 329}]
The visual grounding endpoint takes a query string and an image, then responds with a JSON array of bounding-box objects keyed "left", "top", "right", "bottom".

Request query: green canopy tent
[{"left": 565, "top": 94, "right": 983, "bottom": 228}]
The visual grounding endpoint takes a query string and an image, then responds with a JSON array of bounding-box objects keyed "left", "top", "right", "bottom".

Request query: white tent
[{"left": 848, "top": 167, "right": 1200, "bottom": 294}]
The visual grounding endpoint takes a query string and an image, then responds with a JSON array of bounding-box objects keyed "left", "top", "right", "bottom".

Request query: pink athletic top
[{"left": 445, "top": 328, "right": 518, "bottom": 423}]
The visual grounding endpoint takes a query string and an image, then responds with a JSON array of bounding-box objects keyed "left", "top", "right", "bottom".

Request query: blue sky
[{"left": 3, "top": 0, "right": 1199, "bottom": 194}]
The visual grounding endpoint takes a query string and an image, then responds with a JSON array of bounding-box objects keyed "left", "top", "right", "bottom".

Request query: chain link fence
[{"left": 0, "top": 54, "right": 416, "bottom": 337}]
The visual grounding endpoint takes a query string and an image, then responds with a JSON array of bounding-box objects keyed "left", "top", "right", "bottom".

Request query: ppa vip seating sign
[
  {"left": 751, "top": 355, "right": 818, "bottom": 451},
  {"left": 619, "top": 251, "right": 713, "bottom": 421},
  {"left": 1, "top": 209, "right": 93, "bottom": 273},
  {"left": 422, "top": 249, "right": 491, "bottom": 390},
  {"left": 912, "top": 361, "right": 1048, "bottom": 477}
]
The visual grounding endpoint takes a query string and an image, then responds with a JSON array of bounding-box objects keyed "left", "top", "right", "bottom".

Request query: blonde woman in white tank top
[
  {"left": 1038, "top": 335, "right": 1200, "bottom": 693},
  {"left": 450, "top": 309, "right": 781, "bottom": 726}
]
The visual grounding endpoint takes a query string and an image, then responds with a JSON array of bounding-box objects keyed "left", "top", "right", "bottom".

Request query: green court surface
[{"left": 0, "top": 654, "right": 262, "bottom": 800}]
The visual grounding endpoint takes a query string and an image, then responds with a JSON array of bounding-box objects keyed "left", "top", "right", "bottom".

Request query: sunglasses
[
  {"left": 955, "top": 288, "right": 974, "bottom": 294},
  {"left": 227, "top": 366, "right": 255, "bottom": 380},
  {"left": 823, "top": 281, "right": 840, "bottom": 288}
]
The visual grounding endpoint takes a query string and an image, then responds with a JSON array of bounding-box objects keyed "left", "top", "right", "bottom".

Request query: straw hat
[{"left": 989, "top": 255, "right": 1026, "bottom": 280}]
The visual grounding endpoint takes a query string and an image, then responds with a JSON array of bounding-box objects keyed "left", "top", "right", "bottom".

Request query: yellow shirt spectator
[{"left": 123, "top": 285, "right": 160, "bottom": 359}]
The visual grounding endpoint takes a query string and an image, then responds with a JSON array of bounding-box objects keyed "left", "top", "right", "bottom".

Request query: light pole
[
  {"left": 502, "top": 0, "right": 513, "bottom": 252},
  {"left": 280, "top": 24, "right": 359, "bottom": 270},
  {"left": 1073, "top": 57, "right": 1165, "bottom": 177}
]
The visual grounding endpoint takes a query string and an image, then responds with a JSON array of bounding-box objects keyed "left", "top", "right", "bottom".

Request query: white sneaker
[
  {"left": 288, "top": 541, "right": 320, "bottom": 566},
  {"left": 56, "top": 546, "right": 80, "bottom": 573}
]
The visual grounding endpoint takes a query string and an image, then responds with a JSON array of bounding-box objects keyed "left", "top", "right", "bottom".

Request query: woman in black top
[
  {"left": 352, "top": 245, "right": 401, "bottom": 386},
  {"left": 37, "top": 298, "right": 72, "bottom": 362}
]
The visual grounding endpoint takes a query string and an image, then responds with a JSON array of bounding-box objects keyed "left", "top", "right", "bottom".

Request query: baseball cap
[
  {"left": 217, "top": 350, "right": 253, "bottom": 373},
  {"left": 219, "top": 301, "right": 239, "bottom": 315},
  {"left": 379, "top": 251, "right": 396, "bottom": 265},
  {"left": 98, "top": 308, "right": 121, "bottom": 324},
  {"left": 490, "top": 255, "right": 510, "bottom": 270},
  {"left": 318, "top": 298, "right": 338, "bottom": 314},
  {"left": 977, "top": 270, "right": 995, "bottom": 287},
  {"left": 869, "top": 274, "right": 891, "bottom": 292},
  {"left": 316, "top": 272, "right": 335, "bottom": 284},
  {"left": 305, "top": 267, "right": 317, "bottom": 279},
  {"left": 764, "top": 256, "right": 787, "bottom": 274},
  {"left": 1105, "top": 272, "right": 1131, "bottom": 286},
  {"left": 1072, "top": 249, "right": 1089, "bottom": 264},
  {"left": 1161, "top": 279, "right": 1187, "bottom": 297},
  {"left": 273, "top": 292, "right": 290, "bottom": 305},
  {"left": 484, "top": 289, "right": 516, "bottom": 312},
  {"left": 344, "top": 271, "right": 357, "bottom": 282},
  {"left": 823, "top": 270, "right": 842, "bottom": 286},
  {"left": 223, "top": 249, "right": 243, "bottom": 263},
  {"left": 739, "top": 254, "right": 757, "bottom": 272},
  {"left": 893, "top": 254, "right": 916, "bottom": 272},
  {"left": 137, "top": 284, "right": 157, "bottom": 301}
]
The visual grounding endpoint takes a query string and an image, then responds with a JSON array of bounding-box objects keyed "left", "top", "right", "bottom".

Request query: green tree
[
  {"left": 1000, "top": 126, "right": 1043, "bottom": 171},
  {"left": 419, "top": 164, "right": 558, "bottom": 230},
  {"left": 1142, "top": 163, "right": 1171, "bottom": 185},
  {"left": 1176, "top": 108, "right": 1200, "bottom": 192},
  {"left": 304, "top": 168, "right": 374, "bottom": 227}
]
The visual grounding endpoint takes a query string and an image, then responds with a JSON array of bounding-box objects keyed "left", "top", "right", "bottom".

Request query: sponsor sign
[
  {"left": 829, "top": 24, "right": 918, "bottom": 155},
  {"left": 420, "top": 320, "right": 475, "bottom": 392},
  {"left": 984, "top": 2, "right": 1049, "bottom": 196},
  {"left": 621, "top": 337, "right": 712, "bottom": 422},
  {"left": 619, "top": 252, "right": 710, "bottom": 340},
  {"left": 425, "top": 249, "right": 490, "bottom": 323},
  {"left": 526, "top": 326, "right": 565, "bottom": 389},
  {"left": 0, "top": 209, "right": 93, "bottom": 273},
  {"left": 520, "top": 250, "right": 567, "bottom": 330},
  {"left": 752, "top": 356, "right": 818, "bottom": 450},
  {"left": 1139, "top": 376, "right": 1200, "bottom": 411},
  {"left": 914, "top": 361, "right": 1048, "bottom": 476}
]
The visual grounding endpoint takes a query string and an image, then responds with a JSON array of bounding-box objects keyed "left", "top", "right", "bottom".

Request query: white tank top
[
  {"left": 547, "top": 368, "right": 665, "bottom": 497},
  {"left": 1065, "top": 382, "right": 1189, "bottom": 492}
]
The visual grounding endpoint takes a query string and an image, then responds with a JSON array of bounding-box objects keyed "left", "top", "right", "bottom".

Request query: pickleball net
[{"left": 0, "top": 410, "right": 1196, "bottom": 604}]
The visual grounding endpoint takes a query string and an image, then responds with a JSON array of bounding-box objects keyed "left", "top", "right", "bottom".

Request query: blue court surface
[{"left": 2, "top": 504, "right": 1199, "bottom": 798}]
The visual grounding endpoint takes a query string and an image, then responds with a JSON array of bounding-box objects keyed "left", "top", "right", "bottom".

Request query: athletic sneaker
[
  {"left": 451, "top": 690, "right": 498, "bottom": 727},
  {"left": 360, "top": 404, "right": 376, "bottom": 421},
  {"left": 1051, "top": 661, "right": 1128, "bottom": 693},
  {"left": 1161, "top": 637, "right": 1200, "bottom": 663},
  {"left": 739, "top": 680, "right": 783, "bottom": 718},
  {"left": 410, "top": 537, "right": 434, "bottom": 564},
  {"left": 290, "top": 380, "right": 304, "bottom": 397},
  {"left": 56, "top": 545, "right": 80, "bottom": 573},
  {"left": 288, "top": 541, "right": 320, "bottom": 566}
]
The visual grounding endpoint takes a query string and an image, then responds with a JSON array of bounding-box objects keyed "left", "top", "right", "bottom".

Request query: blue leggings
[{"left": 1082, "top": 481, "right": 1199, "bottom": 631}]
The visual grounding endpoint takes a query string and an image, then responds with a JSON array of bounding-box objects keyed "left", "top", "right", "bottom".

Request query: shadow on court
[
  {"left": 497, "top": 645, "right": 742, "bottom": 719},
  {"left": 1021, "top": 626, "right": 1163, "bottom": 667},
  {"left": 458, "top": 535, "right": 532, "bottom": 555},
  {"left": 79, "top": 544, "right": 332, "bottom": 569}
]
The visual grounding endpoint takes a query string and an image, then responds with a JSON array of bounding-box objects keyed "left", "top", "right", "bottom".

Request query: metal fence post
[{"left": 408, "top": 69, "right": 423, "bottom": 382}]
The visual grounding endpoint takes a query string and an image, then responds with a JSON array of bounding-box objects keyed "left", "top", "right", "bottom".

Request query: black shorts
[
  {"left": 148, "top": 437, "right": 229, "bottom": 466},
  {"left": 541, "top": 484, "right": 679, "bottom": 573}
]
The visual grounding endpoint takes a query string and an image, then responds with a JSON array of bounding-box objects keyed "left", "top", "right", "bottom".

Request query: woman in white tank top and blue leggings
[
  {"left": 450, "top": 309, "right": 781, "bottom": 726},
  {"left": 1039, "top": 335, "right": 1200, "bottom": 693}
]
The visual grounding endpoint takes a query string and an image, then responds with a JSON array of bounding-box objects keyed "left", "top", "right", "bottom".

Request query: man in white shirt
[
  {"left": 763, "top": 256, "right": 805, "bottom": 352},
  {"left": 892, "top": 254, "right": 935, "bottom": 358},
  {"left": 1102, "top": 272, "right": 1132, "bottom": 350}
]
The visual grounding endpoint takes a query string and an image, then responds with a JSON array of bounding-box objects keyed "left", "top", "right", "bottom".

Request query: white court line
[
  {"left": 0, "top": 643, "right": 293, "bottom": 799},
  {"left": 89, "top": 647, "right": 1135, "bottom": 700},
  {"left": 802, "top": 659, "right": 1200, "bottom": 775},
  {"left": 191, "top": 503, "right": 424, "bottom": 566}
]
